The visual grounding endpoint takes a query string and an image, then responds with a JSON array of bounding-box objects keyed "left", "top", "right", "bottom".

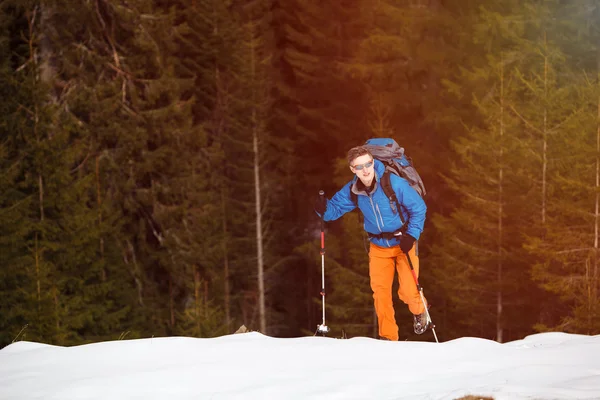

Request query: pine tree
[
  {"left": 240, "top": 5, "right": 274, "bottom": 334},
  {"left": 170, "top": 0, "right": 283, "bottom": 336},
  {"left": 270, "top": 0, "right": 369, "bottom": 211},
  {"left": 430, "top": 2, "right": 533, "bottom": 342},
  {"left": 38, "top": 0, "right": 228, "bottom": 338},
  {"left": 0, "top": 0, "right": 133, "bottom": 345},
  {"left": 0, "top": 2, "right": 37, "bottom": 346},
  {"left": 502, "top": 3, "right": 586, "bottom": 335},
  {"left": 529, "top": 75, "right": 600, "bottom": 334},
  {"left": 523, "top": 2, "right": 600, "bottom": 334},
  {"left": 270, "top": 0, "right": 374, "bottom": 335}
]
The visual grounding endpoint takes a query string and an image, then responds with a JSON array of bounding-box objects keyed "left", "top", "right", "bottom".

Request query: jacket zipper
[
  {"left": 368, "top": 196, "right": 382, "bottom": 232},
  {"left": 375, "top": 203, "right": 385, "bottom": 228}
]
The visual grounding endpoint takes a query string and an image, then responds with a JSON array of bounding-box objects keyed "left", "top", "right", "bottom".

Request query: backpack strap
[
  {"left": 380, "top": 170, "right": 406, "bottom": 224},
  {"left": 350, "top": 190, "right": 358, "bottom": 207},
  {"left": 351, "top": 172, "right": 407, "bottom": 227}
]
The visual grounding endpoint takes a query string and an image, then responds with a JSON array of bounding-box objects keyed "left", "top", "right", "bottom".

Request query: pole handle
[{"left": 318, "top": 190, "right": 325, "bottom": 232}]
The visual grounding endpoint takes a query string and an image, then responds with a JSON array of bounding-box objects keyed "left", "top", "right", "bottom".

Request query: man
[{"left": 315, "top": 145, "right": 428, "bottom": 341}]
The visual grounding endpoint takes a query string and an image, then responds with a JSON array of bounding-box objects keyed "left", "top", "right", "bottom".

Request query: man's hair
[{"left": 347, "top": 146, "right": 372, "bottom": 166}]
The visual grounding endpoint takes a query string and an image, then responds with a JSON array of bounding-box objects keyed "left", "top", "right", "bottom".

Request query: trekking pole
[
  {"left": 405, "top": 251, "right": 439, "bottom": 343},
  {"left": 316, "top": 190, "right": 330, "bottom": 336}
]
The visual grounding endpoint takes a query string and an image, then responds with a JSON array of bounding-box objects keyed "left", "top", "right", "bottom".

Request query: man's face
[{"left": 350, "top": 154, "right": 374, "bottom": 187}]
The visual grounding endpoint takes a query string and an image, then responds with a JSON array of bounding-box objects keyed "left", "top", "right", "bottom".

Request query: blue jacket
[{"left": 322, "top": 159, "right": 426, "bottom": 248}]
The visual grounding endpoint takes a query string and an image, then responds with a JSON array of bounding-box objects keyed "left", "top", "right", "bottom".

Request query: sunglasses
[{"left": 352, "top": 160, "right": 373, "bottom": 171}]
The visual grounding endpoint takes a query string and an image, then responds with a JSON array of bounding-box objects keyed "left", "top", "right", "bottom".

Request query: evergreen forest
[{"left": 1, "top": 0, "right": 599, "bottom": 347}]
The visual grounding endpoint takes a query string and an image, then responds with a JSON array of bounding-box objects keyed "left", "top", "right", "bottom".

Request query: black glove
[
  {"left": 399, "top": 233, "right": 416, "bottom": 253},
  {"left": 314, "top": 195, "right": 327, "bottom": 216}
]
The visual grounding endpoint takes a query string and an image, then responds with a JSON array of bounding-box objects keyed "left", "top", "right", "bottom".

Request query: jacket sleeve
[
  {"left": 318, "top": 181, "right": 357, "bottom": 222},
  {"left": 392, "top": 176, "right": 427, "bottom": 240}
]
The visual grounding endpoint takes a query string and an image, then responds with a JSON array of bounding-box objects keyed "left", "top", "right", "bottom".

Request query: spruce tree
[
  {"left": 430, "top": 2, "right": 532, "bottom": 341},
  {"left": 524, "top": 4, "right": 600, "bottom": 332},
  {"left": 171, "top": 0, "right": 282, "bottom": 335},
  {"left": 39, "top": 0, "right": 228, "bottom": 338},
  {"left": 0, "top": 0, "right": 132, "bottom": 345},
  {"left": 505, "top": 3, "right": 586, "bottom": 335},
  {"left": 0, "top": 2, "right": 37, "bottom": 346},
  {"left": 529, "top": 76, "right": 600, "bottom": 333}
]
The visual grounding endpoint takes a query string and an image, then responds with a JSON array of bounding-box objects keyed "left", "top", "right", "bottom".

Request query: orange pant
[{"left": 369, "top": 242, "right": 426, "bottom": 341}]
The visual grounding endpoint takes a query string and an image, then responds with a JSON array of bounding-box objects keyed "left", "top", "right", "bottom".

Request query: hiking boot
[{"left": 413, "top": 311, "right": 430, "bottom": 335}]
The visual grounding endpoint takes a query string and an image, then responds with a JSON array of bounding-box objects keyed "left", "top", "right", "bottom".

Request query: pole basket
[{"left": 315, "top": 324, "right": 330, "bottom": 336}]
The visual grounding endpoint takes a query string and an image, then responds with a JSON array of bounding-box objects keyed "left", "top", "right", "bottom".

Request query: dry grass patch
[{"left": 455, "top": 396, "right": 494, "bottom": 400}]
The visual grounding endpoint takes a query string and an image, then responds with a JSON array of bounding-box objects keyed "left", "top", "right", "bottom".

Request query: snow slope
[{"left": 1, "top": 332, "right": 599, "bottom": 400}]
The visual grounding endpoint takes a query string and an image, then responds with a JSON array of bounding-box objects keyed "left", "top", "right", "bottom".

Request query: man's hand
[
  {"left": 314, "top": 195, "right": 327, "bottom": 216},
  {"left": 399, "top": 234, "right": 416, "bottom": 253}
]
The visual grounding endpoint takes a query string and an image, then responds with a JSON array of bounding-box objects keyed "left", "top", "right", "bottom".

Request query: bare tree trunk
[
  {"left": 595, "top": 90, "right": 599, "bottom": 309},
  {"left": 124, "top": 240, "right": 144, "bottom": 306},
  {"left": 29, "top": 9, "right": 45, "bottom": 227},
  {"left": 220, "top": 187, "right": 231, "bottom": 330},
  {"left": 211, "top": 2, "right": 232, "bottom": 332},
  {"left": 54, "top": 290, "right": 59, "bottom": 333},
  {"left": 35, "top": 119, "right": 43, "bottom": 312},
  {"left": 592, "top": 48, "right": 600, "bottom": 331},
  {"left": 542, "top": 32, "right": 548, "bottom": 225},
  {"left": 194, "top": 268, "right": 201, "bottom": 335},
  {"left": 35, "top": 234, "right": 41, "bottom": 309},
  {"left": 496, "top": 58, "right": 505, "bottom": 343},
  {"left": 28, "top": 6, "right": 47, "bottom": 330},
  {"left": 169, "top": 277, "right": 175, "bottom": 329},
  {"left": 204, "top": 280, "right": 209, "bottom": 318},
  {"left": 254, "top": 127, "right": 266, "bottom": 334},
  {"left": 38, "top": 173, "right": 44, "bottom": 221},
  {"left": 250, "top": 25, "right": 267, "bottom": 334},
  {"left": 96, "top": 156, "right": 106, "bottom": 281},
  {"left": 594, "top": 107, "right": 599, "bottom": 332}
]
